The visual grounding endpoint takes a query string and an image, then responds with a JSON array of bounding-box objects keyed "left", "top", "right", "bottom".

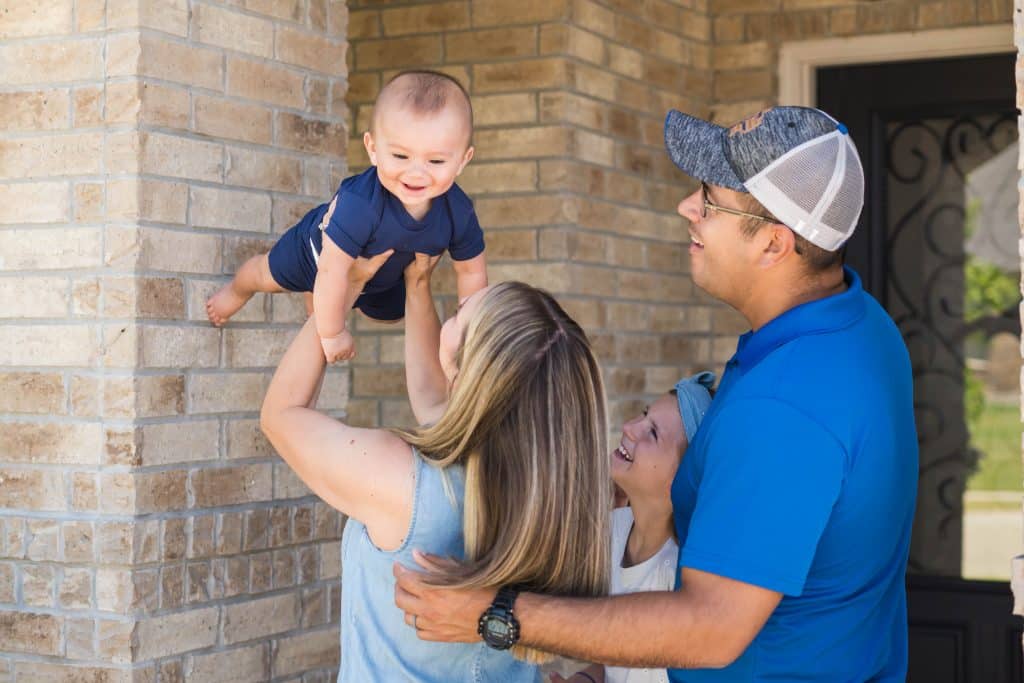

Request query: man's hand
[
  {"left": 320, "top": 329, "right": 355, "bottom": 363},
  {"left": 393, "top": 550, "right": 496, "bottom": 642}
]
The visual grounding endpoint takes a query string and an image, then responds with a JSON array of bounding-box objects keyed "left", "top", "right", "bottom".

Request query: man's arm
[{"left": 394, "top": 556, "right": 781, "bottom": 669}]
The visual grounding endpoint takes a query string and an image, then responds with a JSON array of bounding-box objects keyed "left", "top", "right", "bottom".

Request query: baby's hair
[{"left": 373, "top": 70, "right": 473, "bottom": 141}]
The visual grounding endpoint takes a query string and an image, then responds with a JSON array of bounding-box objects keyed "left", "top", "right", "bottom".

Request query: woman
[{"left": 260, "top": 253, "right": 612, "bottom": 681}]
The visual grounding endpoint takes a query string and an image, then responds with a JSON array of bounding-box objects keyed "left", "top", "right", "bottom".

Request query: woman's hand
[
  {"left": 404, "top": 252, "right": 443, "bottom": 289},
  {"left": 348, "top": 249, "right": 395, "bottom": 289}
]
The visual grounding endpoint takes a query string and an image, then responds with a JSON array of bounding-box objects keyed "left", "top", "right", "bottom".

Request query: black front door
[{"left": 819, "top": 54, "right": 1023, "bottom": 682}]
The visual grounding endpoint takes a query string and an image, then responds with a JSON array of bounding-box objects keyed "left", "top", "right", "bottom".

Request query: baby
[
  {"left": 553, "top": 372, "right": 715, "bottom": 683},
  {"left": 206, "top": 70, "right": 488, "bottom": 362}
]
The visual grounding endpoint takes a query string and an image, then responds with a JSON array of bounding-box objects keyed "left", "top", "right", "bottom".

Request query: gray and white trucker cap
[{"left": 664, "top": 106, "right": 864, "bottom": 252}]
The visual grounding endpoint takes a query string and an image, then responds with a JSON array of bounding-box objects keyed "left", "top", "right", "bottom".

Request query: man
[{"left": 394, "top": 106, "right": 919, "bottom": 681}]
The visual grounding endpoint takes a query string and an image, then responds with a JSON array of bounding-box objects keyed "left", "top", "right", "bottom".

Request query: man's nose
[{"left": 677, "top": 187, "right": 703, "bottom": 222}]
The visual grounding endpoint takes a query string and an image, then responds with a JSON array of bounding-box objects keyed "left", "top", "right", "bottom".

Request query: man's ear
[
  {"left": 363, "top": 131, "right": 377, "bottom": 165},
  {"left": 758, "top": 223, "right": 796, "bottom": 266}
]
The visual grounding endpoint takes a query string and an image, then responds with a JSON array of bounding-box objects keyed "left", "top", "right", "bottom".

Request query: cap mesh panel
[
  {"left": 819, "top": 138, "right": 864, "bottom": 236},
  {"left": 764, "top": 137, "right": 838, "bottom": 214}
]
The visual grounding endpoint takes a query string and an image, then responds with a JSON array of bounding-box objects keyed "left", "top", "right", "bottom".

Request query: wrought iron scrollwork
[{"left": 884, "top": 112, "right": 1019, "bottom": 576}]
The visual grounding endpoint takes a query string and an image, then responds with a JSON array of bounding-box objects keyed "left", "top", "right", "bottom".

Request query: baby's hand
[{"left": 320, "top": 329, "right": 355, "bottom": 363}]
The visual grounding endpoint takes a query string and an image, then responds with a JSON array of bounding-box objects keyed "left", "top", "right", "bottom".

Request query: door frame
[{"left": 778, "top": 25, "right": 1013, "bottom": 106}]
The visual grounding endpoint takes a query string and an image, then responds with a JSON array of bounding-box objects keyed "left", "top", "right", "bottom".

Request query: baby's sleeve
[
  {"left": 448, "top": 195, "right": 485, "bottom": 261},
  {"left": 321, "top": 191, "right": 378, "bottom": 258}
]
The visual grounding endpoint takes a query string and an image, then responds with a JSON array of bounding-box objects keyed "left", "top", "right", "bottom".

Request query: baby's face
[
  {"left": 363, "top": 103, "right": 473, "bottom": 219},
  {"left": 611, "top": 393, "right": 688, "bottom": 502}
]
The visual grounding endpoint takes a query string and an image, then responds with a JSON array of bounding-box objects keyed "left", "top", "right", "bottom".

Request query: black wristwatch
[{"left": 477, "top": 585, "right": 521, "bottom": 650}]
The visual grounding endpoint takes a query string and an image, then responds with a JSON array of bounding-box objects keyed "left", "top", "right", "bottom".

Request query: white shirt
[{"left": 605, "top": 506, "right": 678, "bottom": 683}]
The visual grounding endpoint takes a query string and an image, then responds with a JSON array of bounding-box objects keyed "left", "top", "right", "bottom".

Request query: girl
[{"left": 554, "top": 372, "right": 715, "bottom": 683}]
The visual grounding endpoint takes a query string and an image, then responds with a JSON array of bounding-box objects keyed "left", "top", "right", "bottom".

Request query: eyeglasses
[{"left": 700, "top": 183, "right": 775, "bottom": 222}]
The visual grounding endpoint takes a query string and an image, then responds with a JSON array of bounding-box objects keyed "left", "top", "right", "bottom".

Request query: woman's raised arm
[
  {"left": 260, "top": 274, "right": 414, "bottom": 549},
  {"left": 403, "top": 253, "right": 448, "bottom": 425}
]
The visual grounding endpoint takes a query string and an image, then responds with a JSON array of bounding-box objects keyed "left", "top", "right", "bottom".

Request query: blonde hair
[{"left": 394, "top": 282, "right": 611, "bottom": 663}]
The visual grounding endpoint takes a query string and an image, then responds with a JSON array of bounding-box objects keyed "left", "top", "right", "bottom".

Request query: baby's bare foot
[{"left": 206, "top": 283, "right": 251, "bottom": 326}]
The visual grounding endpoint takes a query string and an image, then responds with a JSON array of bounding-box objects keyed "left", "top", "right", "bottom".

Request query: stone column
[
  {"left": 345, "top": 0, "right": 715, "bottom": 427},
  {"left": 1, "top": 0, "right": 350, "bottom": 679}
]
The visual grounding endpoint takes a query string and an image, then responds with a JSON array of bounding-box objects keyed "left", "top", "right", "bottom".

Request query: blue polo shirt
[{"left": 670, "top": 267, "right": 917, "bottom": 682}]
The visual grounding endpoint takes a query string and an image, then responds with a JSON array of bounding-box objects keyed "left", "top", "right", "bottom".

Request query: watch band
[{"left": 492, "top": 585, "right": 519, "bottom": 612}]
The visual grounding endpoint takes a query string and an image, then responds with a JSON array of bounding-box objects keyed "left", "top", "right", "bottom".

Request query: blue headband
[{"left": 675, "top": 371, "right": 716, "bottom": 442}]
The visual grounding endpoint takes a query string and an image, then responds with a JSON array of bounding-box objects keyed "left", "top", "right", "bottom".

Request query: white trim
[{"left": 779, "top": 25, "right": 1014, "bottom": 106}]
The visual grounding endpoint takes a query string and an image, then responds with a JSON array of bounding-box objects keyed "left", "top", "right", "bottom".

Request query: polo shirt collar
[{"left": 730, "top": 266, "right": 866, "bottom": 371}]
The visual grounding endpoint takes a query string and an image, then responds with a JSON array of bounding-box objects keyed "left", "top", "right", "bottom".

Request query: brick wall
[
  {"left": 1, "top": 0, "right": 348, "bottom": 679},
  {"left": 345, "top": 0, "right": 719, "bottom": 428},
  {"left": 710, "top": 0, "right": 1013, "bottom": 123}
]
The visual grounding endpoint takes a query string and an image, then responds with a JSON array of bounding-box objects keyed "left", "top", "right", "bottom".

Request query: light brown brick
[
  {"left": 72, "top": 283, "right": 99, "bottom": 320},
  {"left": 96, "top": 618, "right": 132, "bottom": 664},
  {"left": 445, "top": 26, "right": 537, "bottom": 61},
  {"left": 0, "top": 562, "right": 13, "bottom": 603},
  {"left": 139, "top": 328, "right": 218, "bottom": 372},
  {"left": 0, "top": 277, "right": 69, "bottom": 318},
  {"left": 473, "top": 93, "right": 537, "bottom": 126},
  {"left": 190, "top": 185, "right": 272, "bottom": 232},
  {"left": 459, "top": 161, "right": 537, "bottom": 195},
  {"left": 474, "top": 58, "right": 571, "bottom": 93},
  {"left": 227, "top": 57, "right": 305, "bottom": 108},
  {"left": 275, "top": 24, "right": 347, "bottom": 74},
  {"left": 135, "top": 33, "right": 223, "bottom": 91},
  {"left": 380, "top": 2, "right": 468, "bottom": 35},
  {"left": 134, "top": 81, "right": 190, "bottom": 128},
  {"left": 192, "top": 464, "right": 273, "bottom": 508},
  {"left": 272, "top": 627, "right": 340, "bottom": 677},
  {"left": 713, "top": 41, "right": 770, "bottom": 69},
  {"left": 0, "top": 90, "right": 70, "bottom": 132},
  {"left": 105, "top": 225, "right": 221, "bottom": 274},
  {"left": 192, "top": 3, "right": 273, "bottom": 58},
  {"left": 224, "top": 328, "right": 294, "bottom": 367},
  {"left": 0, "top": 471, "right": 64, "bottom": 511},
  {"left": 355, "top": 35, "right": 442, "bottom": 69},
  {"left": 76, "top": 0, "right": 106, "bottom": 31},
  {"left": 70, "top": 85, "right": 102, "bottom": 127},
  {"left": 22, "top": 564, "right": 58, "bottom": 604},
  {"left": 0, "top": 38, "right": 102, "bottom": 85},
  {"left": 0, "top": 132, "right": 103, "bottom": 180},
  {"left": 106, "top": 178, "right": 188, "bottom": 224},
  {"left": 274, "top": 464, "right": 313, "bottom": 499},
  {"left": 247, "top": 0, "right": 302, "bottom": 21},
  {"left": 133, "top": 608, "right": 218, "bottom": 660},
  {"left": 224, "top": 592, "right": 298, "bottom": 644},
  {"left": 473, "top": 0, "right": 569, "bottom": 26},
  {"left": 59, "top": 567, "right": 92, "bottom": 608},
  {"left": 475, "top": 126, "right": 569, "bottom": 160},
  {"left": 189, "top": 643, "right": 269, "bottom": 683},
  {"left": 135, "top": 132, "right": 223, "bottom": 182},
  {"left": 0, "top": 373, "right": 65, "bottom": 414},
  {"left": 138, "top": 420, "right": 219, "bottom": 466},
  {"left": 0, "top": 0, "right": 74, "bottom": 38},
  {"left": 0, "top": 611, "right": 61, "bottom": 655},
  {"left": 0, "top": 183, "right": 69, "bottom": 224},
  {"left": 108, "top": 0, "right": 188, "bottom": 35},
  {"left": 188, "top": 371, "right": 269, "bottom": 413},
  {"left": 277, "top": 112, "right": 346, "bottom": 156},
  {"left": 71, "top": 472, "right": 98, "bottom": 510},
  {"left": 224, "top": 147, "right": 302, "bottom": 193},
  {"left": 226, "top": 419, "right": 275, "bottom": 460},
  {"left": 1, "top": 421, "right": 102, "bottom": 465}
]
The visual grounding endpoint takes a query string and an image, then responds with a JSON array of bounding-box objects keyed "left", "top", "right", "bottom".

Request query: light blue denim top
[{"left": 338, "top": 448, "right": 540, "bottom": 682}]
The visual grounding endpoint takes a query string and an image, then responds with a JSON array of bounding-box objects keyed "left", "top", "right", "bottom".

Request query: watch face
[
  {"left": 486, "top": 620, "right": 509, "bottom": 637},
  {"left": 481, "top": 614, "right": 516, "bottom": 649}
]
